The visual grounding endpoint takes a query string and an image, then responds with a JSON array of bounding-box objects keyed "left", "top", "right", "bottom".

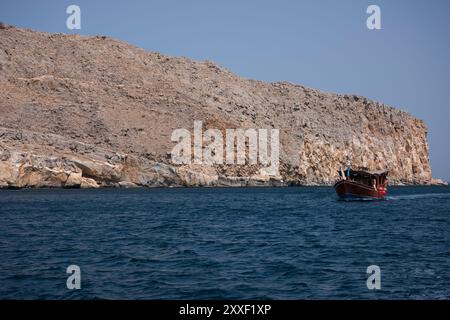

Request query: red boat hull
[{"left": 334, "top": 179, "right": 386, "bottom": 200}]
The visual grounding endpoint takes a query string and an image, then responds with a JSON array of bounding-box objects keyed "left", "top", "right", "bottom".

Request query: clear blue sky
[{"left": 1, "top": 0, "right": 449, "bottom": 181}]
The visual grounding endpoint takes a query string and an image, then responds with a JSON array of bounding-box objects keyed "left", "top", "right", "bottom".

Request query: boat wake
[{"left": 387, "top": 193, "right": 450, "bottom": 201}]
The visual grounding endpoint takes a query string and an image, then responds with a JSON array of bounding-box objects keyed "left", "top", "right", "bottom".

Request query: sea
[{"left": 0, "top": 186, "right": 449, "bottom": 299}]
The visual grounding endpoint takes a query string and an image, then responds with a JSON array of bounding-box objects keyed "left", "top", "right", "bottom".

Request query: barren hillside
[{"left": 0, "top": 23, "right": 433, "bottom": 188}]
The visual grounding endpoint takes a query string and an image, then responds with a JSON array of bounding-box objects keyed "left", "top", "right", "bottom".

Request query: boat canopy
[
  {"left": 353, "top": 169, "right": 389, "bottom": 177},
  {"left": 338, "top": 169, "right": 388, "bottom": 178}
]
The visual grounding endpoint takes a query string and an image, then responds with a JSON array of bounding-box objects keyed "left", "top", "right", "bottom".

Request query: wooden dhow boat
[{"left": 334, "top": 166, "right": 388, "bottom": 200}]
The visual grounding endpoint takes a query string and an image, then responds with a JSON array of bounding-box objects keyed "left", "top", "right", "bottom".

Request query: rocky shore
[{"left": 0, "top": 23, "right": 446, "bottom": 188}]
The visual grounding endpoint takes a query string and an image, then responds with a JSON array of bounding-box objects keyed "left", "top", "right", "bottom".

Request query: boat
[{"left": 334, "top": 167, "right": 388, "bottom": 200}]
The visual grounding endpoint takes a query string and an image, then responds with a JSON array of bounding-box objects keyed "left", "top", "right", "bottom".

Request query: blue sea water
[{"left": 0, "top": 186, "right": 449, "bottom": 300}]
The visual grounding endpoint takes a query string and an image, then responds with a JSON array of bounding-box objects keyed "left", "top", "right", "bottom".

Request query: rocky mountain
[{"left": 0, "top": 23, "right": 438, "bottom": 188}]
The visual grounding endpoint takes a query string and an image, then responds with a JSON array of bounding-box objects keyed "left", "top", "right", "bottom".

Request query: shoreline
[{"left": 0, "top": 182, "right": 447, "bottom": 191}]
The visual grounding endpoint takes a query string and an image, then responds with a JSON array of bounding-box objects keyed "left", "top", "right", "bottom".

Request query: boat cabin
[{"left": 339, "top": 169, "right": 388, "bottom": 189}]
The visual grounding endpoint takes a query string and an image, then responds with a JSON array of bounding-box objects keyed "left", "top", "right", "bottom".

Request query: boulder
[{"left": 80, "top": 177, "right": 99, "bottom": 189}]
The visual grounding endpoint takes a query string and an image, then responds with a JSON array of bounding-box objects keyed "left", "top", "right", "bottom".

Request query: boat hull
[{"left": 334, "top": 179, "right": 385, "bottom": 200}]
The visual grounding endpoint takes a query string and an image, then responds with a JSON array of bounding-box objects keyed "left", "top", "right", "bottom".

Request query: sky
[{"left": 1, "top": 0, "right": 449, "bottom": 181}]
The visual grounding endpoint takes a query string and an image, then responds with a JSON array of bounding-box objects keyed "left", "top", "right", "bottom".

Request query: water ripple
[{"left": 0, "top": 186, "right": 449, "bottom": 299}]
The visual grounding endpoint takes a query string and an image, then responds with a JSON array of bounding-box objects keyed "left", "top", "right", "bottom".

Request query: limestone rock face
[{"left": 0, "top": 24, "right": 438, "bottom": 188}]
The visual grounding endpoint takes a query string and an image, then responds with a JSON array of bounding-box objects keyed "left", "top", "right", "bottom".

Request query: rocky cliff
[{"left": 0, "top": 23, "right": 436, "bottom": 188}]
